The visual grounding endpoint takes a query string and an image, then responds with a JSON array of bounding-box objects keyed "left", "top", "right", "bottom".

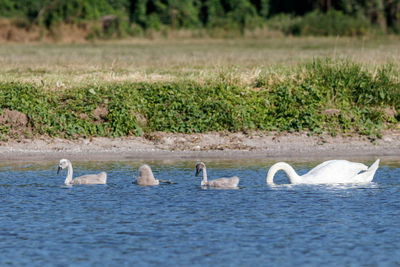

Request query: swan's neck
[
  {"left": 201, "top": 168, "right": 208, "bottom": 186},
  {"left": 65, "top": 161, "right": 73, "bottom": 185},
  {"left": 266, "top": 162, "right": 300, "bottom": 184}
]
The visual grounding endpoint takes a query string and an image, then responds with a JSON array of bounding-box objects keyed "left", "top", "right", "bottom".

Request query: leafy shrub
[
  {"left": 265, "top": 14, "right": 302, "bottom": 35},
  {"left": 0, "top": 60, "right": 399, "bottom": 138},
  {"left": 297, "top": 9, "right": 370, "bottom": 36},
  {"left": 267, "top": 10, "right": 371, "bottom": 36}
]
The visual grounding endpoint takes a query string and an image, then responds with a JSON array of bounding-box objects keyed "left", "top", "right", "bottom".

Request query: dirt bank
[{"left": 0, "top": 131, "right": 399, "bottom": 162}]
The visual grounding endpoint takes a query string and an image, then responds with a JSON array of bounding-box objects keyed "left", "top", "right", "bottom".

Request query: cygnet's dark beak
[{"left": 57, "top": 166, "right": 61, "bottom": 175}]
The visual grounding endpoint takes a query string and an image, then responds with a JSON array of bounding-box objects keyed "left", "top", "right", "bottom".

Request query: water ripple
[{"left": 0, "top": 160, "right": 399, "bottom": 266}]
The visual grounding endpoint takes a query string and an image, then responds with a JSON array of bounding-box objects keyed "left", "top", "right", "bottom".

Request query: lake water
[{"left": 1, "top": 159, "right": 399, "bottom": 266}]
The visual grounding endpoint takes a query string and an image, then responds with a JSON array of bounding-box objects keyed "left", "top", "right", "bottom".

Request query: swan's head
[
  {"left": 195, "top": 162, "right": 206, "bottom": 176},
  {"left": 57, "top": 159, "right": 70, "bottom": 174}
]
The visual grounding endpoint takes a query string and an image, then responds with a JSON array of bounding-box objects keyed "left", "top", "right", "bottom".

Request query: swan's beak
[
  {"left": 57, "top": 166, "right": 61, "bottom": 174},
  {"left": 195, "top": 167, "right": 201, "bottom": 177}
]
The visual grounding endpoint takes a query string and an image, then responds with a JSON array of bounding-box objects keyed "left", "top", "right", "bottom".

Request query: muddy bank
[{"left": 0, "top": 131, "right": 399, "bottom": 162}]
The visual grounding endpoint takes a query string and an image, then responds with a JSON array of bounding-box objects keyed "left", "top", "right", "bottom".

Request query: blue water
[{"left": 0, "top": 159, "right": 400, "bottom": 266}]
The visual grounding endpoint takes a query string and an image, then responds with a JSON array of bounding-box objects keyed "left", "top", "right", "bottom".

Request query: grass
[
  {"left": 0, "top": 36, "right": 400, "bottom": 89},
  {"left": 0, "top": 37, "right": 399, "bottom": 139}
]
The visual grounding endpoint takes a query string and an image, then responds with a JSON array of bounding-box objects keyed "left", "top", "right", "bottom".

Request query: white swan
[
  {"left": 57, "top": 159, "right": 107, "bottom": 185},
  {"left": 195, "top": 162, "right": 239, "bottom": 188},
  {"left": 266, "top": 159, "right": 380, "bottom": 185},
  {"left": 136, "top": 164, "right": 159, "bottom": 186}
]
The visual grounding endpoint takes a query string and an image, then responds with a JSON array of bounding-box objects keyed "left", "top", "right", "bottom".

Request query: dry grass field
[{"left": 0, "top": 36, "right": 399, "bottom": 90}]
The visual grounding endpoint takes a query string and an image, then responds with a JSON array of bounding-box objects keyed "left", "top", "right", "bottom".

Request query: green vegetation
[
  {"left": 1, "top": 38, "right": 399, "bottom": 140},
  {"left": 0, "top": 0, "right": 399, "bottom": 39},
  {"left": 267, "top": 10, "right": 371, "bottom": 36},
  {"left": 1, "top": 60, "right": 399, "bottom": 139}
]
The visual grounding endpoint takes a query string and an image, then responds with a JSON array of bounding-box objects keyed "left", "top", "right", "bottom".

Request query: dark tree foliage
[
  {"left": 269, "top": 0, "right": 317, "bottom": 15},
  {"left": 0, "top": 0, "right": 398, "bottom": 33}
]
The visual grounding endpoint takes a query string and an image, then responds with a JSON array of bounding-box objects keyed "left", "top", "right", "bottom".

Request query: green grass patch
[{"left": 0, "top": 60, "right": 399, "bottom": 139}]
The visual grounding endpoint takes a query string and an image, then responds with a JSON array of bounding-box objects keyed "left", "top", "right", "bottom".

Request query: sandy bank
[{"left": 0, "top": 131, "right": 399, "bottom": 162}]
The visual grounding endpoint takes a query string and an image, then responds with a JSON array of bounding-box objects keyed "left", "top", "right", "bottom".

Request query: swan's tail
[{"left": 356, "top": 159, "right": 380, "bottom": 183}]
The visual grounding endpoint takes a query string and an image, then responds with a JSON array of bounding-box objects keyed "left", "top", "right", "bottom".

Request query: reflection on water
[
  {"left": 0, "top": 159, "right": 399, "bottom": 266},
  {"left": 268, "top": 182, "right": 380, "bottom": 190}
]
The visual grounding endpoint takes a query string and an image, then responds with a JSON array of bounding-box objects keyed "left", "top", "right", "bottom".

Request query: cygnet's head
[
  {"left": 195, "top": 162, "right": 206, "bottom": 177},
  {"left": 57, "top": 159, "right": 69, "bottom": 174}
]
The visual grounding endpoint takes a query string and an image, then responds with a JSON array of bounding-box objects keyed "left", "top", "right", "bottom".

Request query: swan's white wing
[
  {"left": 302, "top": 160, "right": 368, "bottom": 184},
  {"left": 72, "top": 172, "right": 107, "bottom": 184},
  {"left": 208, "top": 176, "right": 239, "bottom": 188}
]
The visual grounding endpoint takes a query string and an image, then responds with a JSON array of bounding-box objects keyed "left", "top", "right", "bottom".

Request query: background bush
[{"left": 0, "top": 0, "right": 399, "bottom": 36}]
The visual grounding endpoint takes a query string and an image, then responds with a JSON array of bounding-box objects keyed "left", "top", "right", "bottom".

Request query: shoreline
[{"left": 0, "top": 131, "right": 399, "bottom": 162}]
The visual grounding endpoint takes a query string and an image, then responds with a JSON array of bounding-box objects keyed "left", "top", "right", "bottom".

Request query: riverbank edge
[{"left": 0, "top": 131, "right": 399, "bottom": 162}]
